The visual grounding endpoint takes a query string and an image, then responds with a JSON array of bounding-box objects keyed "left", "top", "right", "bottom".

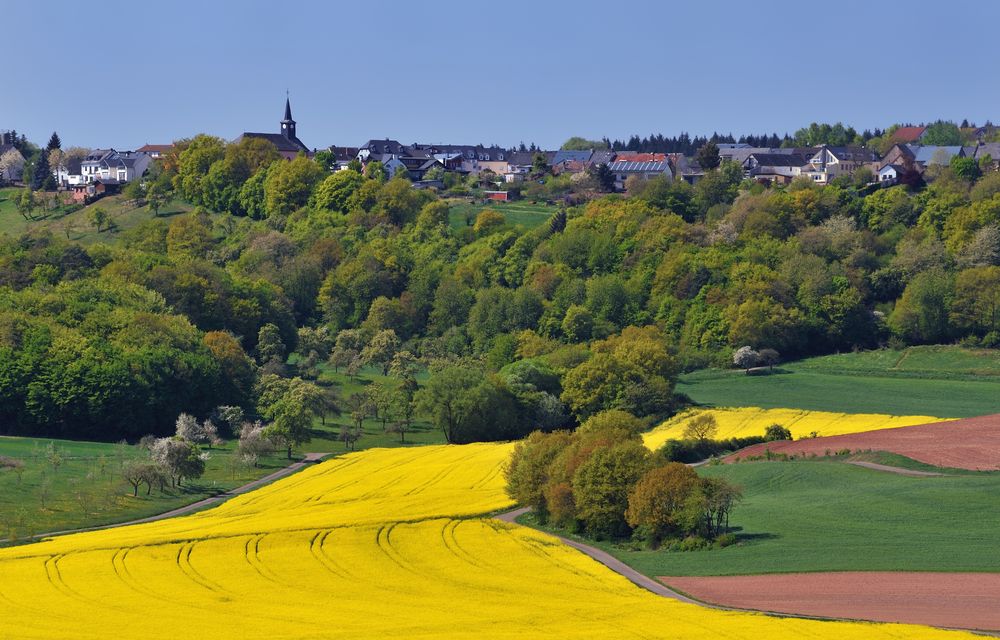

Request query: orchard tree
[
  {"left": 256, "top": 375, "right": 324, "bottom": 458},
  {"left": 732, "top": 345, "right": 759, "bottom": 373},
  {"left": 150, "top": 438, "right": 206, "bottom": 487},
  {"left": 14, "top": 189, "right": 37, "bottom": 220},
  {"left": 414, "top": 362, "right": 482, "bottom": 443},
  {"left": 361, "top": 329, "right": 400, "bottom": 375},
  {"left": 88, "top": 206, "right": 109, "bottom": 232},
  {"left": 256, "top": 323, "right": 287, "bottom": 364}
]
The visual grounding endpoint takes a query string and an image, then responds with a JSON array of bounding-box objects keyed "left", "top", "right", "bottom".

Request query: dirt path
[
  {"left": 658, "top": 572, "right": 1000, "bottom": 633},
  {"left": 16, "top": 452, "right": 329, "bottom": 543},
  {"left": 495, "top": 507, "right": 701, "bottom": 604},
  {"left": 846, "top": 460, "right": 947, "bottom": 477}
]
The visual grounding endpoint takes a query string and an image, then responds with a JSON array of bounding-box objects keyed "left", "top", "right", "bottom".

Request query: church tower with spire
[
  {"left": 236, "top": 93, "right": 310, "bottom": 160},
  {"left": 280, "top": 95, "right": 296, "bottom": 142}
]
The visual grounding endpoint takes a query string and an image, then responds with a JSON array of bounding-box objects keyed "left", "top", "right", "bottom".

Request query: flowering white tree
[{"left": 732, "top": 346, "right": 760, "bottom": 374}]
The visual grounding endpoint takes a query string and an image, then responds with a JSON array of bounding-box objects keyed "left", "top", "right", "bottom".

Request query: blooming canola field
[
  {"left": 0, "top": 443, "right": 974, "bottom": 639},
  {"left": 643, "top": 407, "right": 950, "bottom": 450}
]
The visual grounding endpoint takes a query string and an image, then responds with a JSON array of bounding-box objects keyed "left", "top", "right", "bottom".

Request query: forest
[{"left": 1, "top": 132, "right": 998, "bottom": 444}]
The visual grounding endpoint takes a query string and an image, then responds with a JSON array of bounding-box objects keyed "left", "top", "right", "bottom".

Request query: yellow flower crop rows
[
  {"left": 0, "top": 443, "right": 972, "bottom": 639},
  {"left": 643, "top": 407, "right": 950, "bottom": 450}
]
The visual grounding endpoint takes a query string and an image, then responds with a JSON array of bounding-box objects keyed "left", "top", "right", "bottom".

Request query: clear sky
[{"left": 4, "top": 0, "right": 999, "bottom": 151}]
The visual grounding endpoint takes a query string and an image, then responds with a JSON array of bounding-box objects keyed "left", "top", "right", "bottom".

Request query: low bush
[{"left": 657, "top": 435, "right": 767, "bottom": 463}]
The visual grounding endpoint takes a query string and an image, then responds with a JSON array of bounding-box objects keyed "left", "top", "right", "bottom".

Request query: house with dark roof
[
  {"left": 80, "top": 149, "right": 152, "bottom": 184},
  {"left": 973, "top": 143, "right": 1000, "bottom": 171},
  {"left": 136, "top": 144, "right": 174, "bottom": 159},
  {"left": 608, "top": 154, "right": 672, "bottom": 191},
  {"left": 909, "top": 145, "right": 965, "bottom": 166},
  {"left": 742, "top": 152, "right": 808, "bottom": 183},
  {"left": 236, "top": 98, "right": 310, "bottom": 160},
  {"left": 802, "top": 145, "right": 879, "bottom": 184}
]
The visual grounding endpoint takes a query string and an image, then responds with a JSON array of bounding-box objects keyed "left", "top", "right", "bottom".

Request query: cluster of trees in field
[
  {"left": 657, "top": 413, "right": 792, "bottom": 463},
  {"left": 505, "top": 411, "right": 742, "bottom": 547},
  {"left": 2, "top": 126, "right": 1000, "bottom": 444}
]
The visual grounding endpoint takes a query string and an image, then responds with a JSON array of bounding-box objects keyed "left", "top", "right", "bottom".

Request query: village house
[
  {"left": 909, "top": 145, "right": 966, "bottom": 167},
  {"left": 80, "top": 149, "right": 152, "bottom": 184},
  {"left": 889, "top": 126, "right": 927, "bottom": 145},
  {"left": 877, "top": 164, "right": 907, "bottom": 185},
  {"left": 608, "top": 153, "right": 672, "bottom": 191},
  {"left": 136, "top": 144, "right": 174, "bottom": 159},
  {"left": 801, "top": 145, "right": 878, "bottom": 184},
  {"left": 236, "top": 98, "right": 310, "bottom": 160},
  {"left": 742, "top": 152, "right": 808, "bottom": 184},
  {"left": 973, "top": 143, "right": 1000, "bottom": 171}
]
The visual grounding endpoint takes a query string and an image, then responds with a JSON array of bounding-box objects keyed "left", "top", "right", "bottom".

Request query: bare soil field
[
  {"left": 659, "top": 572, "right": 1000, "bottom": 632},
  {"left": 728, "top": 414, "right": 1000, "bottom": 470}
]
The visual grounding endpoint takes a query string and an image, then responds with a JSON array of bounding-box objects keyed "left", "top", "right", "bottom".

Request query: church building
[{"left": 236, "top": 97, "right": 310, "bottom": 160}]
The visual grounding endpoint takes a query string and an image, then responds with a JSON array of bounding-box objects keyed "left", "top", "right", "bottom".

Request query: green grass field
[
  {"left": 0, "top": 188, "right": 192, "bottom": 244},
  {"left": 446, "top": 199, "right": 558, "bottom": 230},
  {"left": 0, "top": 435, "right": 287, "bottom": 542},
  {"left": 523, "top": 460, "right": 1000, "bottom": 577},
  {"left": 679, "top": 346, "right": 1000, "bottom": 418}
]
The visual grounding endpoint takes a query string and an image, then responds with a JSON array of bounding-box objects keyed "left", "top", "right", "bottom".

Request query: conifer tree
[
  {"left": 31, "top": 150, "right": 54, "bottom": 190},
  {"left": 46, "top": 131, "right": 61, "bottom": 151}
]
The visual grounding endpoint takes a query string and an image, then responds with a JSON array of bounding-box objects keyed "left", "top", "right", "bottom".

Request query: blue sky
[{"left": 4, "top": 0, "right": 999, "bottom": 150}]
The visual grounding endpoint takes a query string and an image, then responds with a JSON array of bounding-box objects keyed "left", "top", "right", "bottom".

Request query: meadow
[
  {"left": 0, "top": 188, "right": 192, "bottom": 244},
  {"left": 0, "top": 443, "right": 973, "bottom": 639},
  {"left": 446, "top": 198, "right": 558, "bottom": 230},
  {"left": 679, "top": 346, "right": 1000, "bottom": 418},
  {"left": 0, "top": 436, "right": 286, "bottom": 541},
  {"left": 643, "top": 407, "right": 948, "bottom": 450},
  {"left": 531, "top": 460, "right": 1000, "bottom": 578}
]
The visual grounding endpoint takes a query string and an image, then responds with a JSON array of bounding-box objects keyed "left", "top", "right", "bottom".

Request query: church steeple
[{"left": 280, "top": 93, "right": 296, "bottom": 141}]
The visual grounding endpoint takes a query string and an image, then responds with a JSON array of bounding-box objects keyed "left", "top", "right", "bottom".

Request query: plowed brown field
[
  {"left": 728, "top": 414, "right": 1000, "bottom": 470},
  {"left": 659, "top": 572, "right": 1000, "bottom": 632}
]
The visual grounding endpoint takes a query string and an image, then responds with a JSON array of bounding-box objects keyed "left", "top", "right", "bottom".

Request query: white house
[
  {"left": 80, "top": 149, "right": 152, "bottom": 183},
  {"left": 878, "top": 164, "right": 905, "bottom": 185}
]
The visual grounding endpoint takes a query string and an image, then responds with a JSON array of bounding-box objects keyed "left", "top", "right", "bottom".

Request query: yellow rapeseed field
[
  {"left": 643, "top": 407, "right": 950, "bottom": 450},
  {"left": 0, "top": 443, "right": 973, "bottom": 639}
]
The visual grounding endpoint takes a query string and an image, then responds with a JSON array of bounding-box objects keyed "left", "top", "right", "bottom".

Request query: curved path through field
[
  {"left": 495, "top": 507, "right": 703, "bottom": 605},
  {"left": 658, "top": 572, "right": 1000, "bottom": 634},
  {"left": 845, "top": 460, "right": 947, "bottom": 477},
  {"left": 16, "top": 452, "right": 329, "bottom": 543}
]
